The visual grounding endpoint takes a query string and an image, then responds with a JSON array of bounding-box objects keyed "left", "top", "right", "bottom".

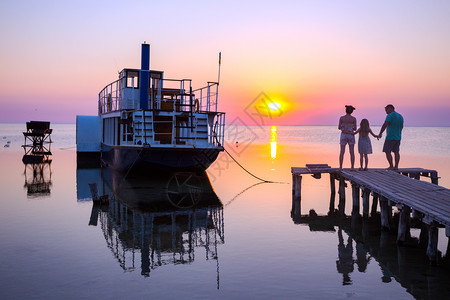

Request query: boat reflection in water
[{"left": 77, "top": 167, "right": 224, "bottom": 280}]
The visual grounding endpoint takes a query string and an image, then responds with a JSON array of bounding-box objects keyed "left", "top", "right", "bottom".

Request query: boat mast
[{"left": 217, "top": 52, "right": 221, "bottom": 85}]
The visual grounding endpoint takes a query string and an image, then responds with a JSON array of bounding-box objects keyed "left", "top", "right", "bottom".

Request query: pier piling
[
  {"left": 330, "top": 173, "right": 336, "bottom": 194},
  {"left": 292, "top": 166, "right": 449, "bottom": 265},
  {"left": 291, "top": 174, "right": 302, "bottom": 219},
  {"left": 380, "top": 197, "right": 391, "bottom": 231},
  {"left": 362, "top": 189, "right": 370, "bottom": 218},
  {"left": 371, "top": 193, "right": 379, "bottom": 217},
  {"left": 397, "top": 205, "right": 411, "bottom": 245},
  {"left": 329, "top": 174, "right": 336, "bottom": 212},
  {"left": 351, "top": 183, "right": 360, "bottom": 213},
  {"left": 338, "top": 178, "right": 346, "bottom": 213},
  {"left": 426, "top": 224, "right": 439, "bottom": 264}
]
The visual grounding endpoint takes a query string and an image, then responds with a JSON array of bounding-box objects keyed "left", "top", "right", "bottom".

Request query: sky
[{"left": 1, "top": 0, "right": 449, "bottom": 126}]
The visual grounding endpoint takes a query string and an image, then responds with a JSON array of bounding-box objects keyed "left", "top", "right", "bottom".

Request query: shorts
[
  {"left": 340, "top": 133, "right": 355, "bottom": 145},
  {"left": 383, "top": 140, "right": 400, "bottom": 153}
]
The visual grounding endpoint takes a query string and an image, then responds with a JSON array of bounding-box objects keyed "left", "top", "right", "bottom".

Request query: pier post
[
  {"left": 291, "top": 174, "right": 302, "bottom": 219},
  {"left": 419, "top": 224, "right": 428, "bottom": 249},
  {"left": 446, "top": 236, "right": 450, "bottom": 265},
  {"left": 380, "top": 197, "right": 390, "bottom": 231},
  {"left": 351, "top": 183, "right": 360, "bottom": 214},
  {"left": 431, "top": 171, "right": 439, "bottom": 185},
  {"left": 371, "top": 193, "right": 379, "bottom": 216},
  {"left": 351, "top": 210, "right": 360, "bottom": 232},
  {"left": 330, "top": 173, "right": 336, "bottom": 194},
  {"left": 412, "top": 209, "right": 422, "bottom": 219},
  {"left": 329, "top": 173, "right": 336, "bottom": 213},
  {"left": 397, "top": 205, "right": 411, "bottom": 245},
  {"left": 362, "top": 189, "right": 370, "bottom": 218},
  {"left": 426, "top": 223, "right": 439, "bottom": 265},
  {"left": 338, "top": 178, "right": 346, "bottom": 214},
  {"left": 292, "top": 174, "right": 302, "bottom": 201}
]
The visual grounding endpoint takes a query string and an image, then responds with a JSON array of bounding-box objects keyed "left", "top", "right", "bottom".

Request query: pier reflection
[
  {"left": 292, "top": 209, "right": 450, "bottom": 299},
  {"left": 77, "top": 167, "right": 224, "bottom": 281}
]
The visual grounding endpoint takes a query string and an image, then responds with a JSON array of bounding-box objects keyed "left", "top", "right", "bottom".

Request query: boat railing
[
  {"left": 98, "top": 79, "right": 122, "bottom": 114},
  {"left": 192, "top": 82, "right": 218, "bottom": 113},
  {"left": 151, "top": 78, "right": 193, "bottom": 112},
  {"left": 98, "top": 77, "right": 220, "bottom": 115},
  {"left": 210, "top": 112, "right": 225, "bottom": 147}
]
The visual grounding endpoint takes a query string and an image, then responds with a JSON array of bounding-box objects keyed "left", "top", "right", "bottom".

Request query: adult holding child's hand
[{"left": 378, "top": 104, "right": 404, "bottom": 170}]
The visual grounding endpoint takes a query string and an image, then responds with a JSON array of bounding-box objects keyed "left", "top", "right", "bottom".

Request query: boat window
[{"left": 126, "top": 71, "right": 139, "bottom": 89}]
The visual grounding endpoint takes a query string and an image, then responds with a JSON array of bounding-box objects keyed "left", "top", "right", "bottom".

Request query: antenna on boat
[{"left": 217, "top": 52, "right": 221, "bottom": 85}]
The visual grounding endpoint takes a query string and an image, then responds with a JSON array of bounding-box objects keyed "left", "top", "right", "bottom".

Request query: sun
[{"left": 268, "top": 101, "right": 281, "bottom": 111}]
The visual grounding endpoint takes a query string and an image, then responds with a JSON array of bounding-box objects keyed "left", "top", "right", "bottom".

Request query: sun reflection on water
[{"left": 270, "top": 125, "right": 277, "bottom": 159}]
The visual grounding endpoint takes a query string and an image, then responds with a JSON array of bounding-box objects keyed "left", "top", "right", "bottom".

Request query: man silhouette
[{"left": 378, "top": 104, "right": 404, "bottom": 170}]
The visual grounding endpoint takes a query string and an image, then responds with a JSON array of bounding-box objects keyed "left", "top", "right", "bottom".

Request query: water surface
[{"left": 1, "top": 123, "right": 449, "bottom": 299}]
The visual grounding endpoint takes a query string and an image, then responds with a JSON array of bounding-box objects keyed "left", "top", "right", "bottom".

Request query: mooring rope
[
  {"left": 213, "top": 126, "right": 278, "bottom": 183},
  {"left": 222, "top": 146, "right": 276, "bottom": 183},
  {"left": 223, "top": 181, "right": 265, "bottom": 207}
]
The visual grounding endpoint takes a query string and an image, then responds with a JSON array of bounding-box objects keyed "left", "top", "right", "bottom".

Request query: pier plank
[{"left": 339, "top": 170, "right": 450, "bottom": 227}]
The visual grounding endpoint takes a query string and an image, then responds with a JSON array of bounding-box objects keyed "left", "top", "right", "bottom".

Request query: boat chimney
[
  {"left": 140, "top": 43, "right": 150, "bottom": 109},
  {"left": 141, "top": 43, "right": 150, "bottom": 70}
]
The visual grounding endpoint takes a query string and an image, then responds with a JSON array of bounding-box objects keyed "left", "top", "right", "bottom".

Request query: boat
[{"left": 76, "top": 43, "right": 225, "bottom": 172}]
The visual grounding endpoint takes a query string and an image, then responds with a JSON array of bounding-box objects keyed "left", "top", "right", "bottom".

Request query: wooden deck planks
[
  {"left": 338, "top": 169, "right": 450, "bottom": 227},
  {"left": 292, "top": 166, "right": 450, "bottom": 228}
]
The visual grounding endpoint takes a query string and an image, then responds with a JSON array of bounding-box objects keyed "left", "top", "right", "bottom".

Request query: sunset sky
[{"left": 1, "top": 0, "right": 449, "bottom": 126}]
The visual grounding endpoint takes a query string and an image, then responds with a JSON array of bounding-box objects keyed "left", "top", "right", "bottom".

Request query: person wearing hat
[
  {"left": 338, "top": 105, "right": 357, "bottom": 170},
  {"left": 378, "top": 104, "right": 404, "bottom": 170}
]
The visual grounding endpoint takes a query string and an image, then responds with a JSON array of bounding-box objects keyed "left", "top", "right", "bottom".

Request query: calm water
[{"left": 1, "top": 123, "right": 449, "bottom": 299}]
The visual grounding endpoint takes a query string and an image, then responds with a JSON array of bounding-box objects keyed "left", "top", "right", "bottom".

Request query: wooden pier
[{"left": 291, "top": 164, "right": 449, "bottom": 264}]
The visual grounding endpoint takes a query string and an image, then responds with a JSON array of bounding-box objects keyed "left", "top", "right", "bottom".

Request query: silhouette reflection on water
[
  {"left": 23, "top": 162, "right": 52, "bottom": 198},
  {"left": 77, "top": 166, "right": 224, "bottom": 285},
  {"left": 292, "top": 205, "right": 450, "bottom": 299},
  {"left": 337, "top": 228, "right": 354, "bottom": 285}
]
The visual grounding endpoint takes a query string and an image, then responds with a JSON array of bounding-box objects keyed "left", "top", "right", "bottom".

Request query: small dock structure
[
  {"left": 22, "top": 121, "right": 53, "bottom": 164},
  {"left": 291, "top": 164, "right": 449, "bottom": 264}
]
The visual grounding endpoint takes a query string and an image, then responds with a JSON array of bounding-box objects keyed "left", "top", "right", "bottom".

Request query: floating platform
[{"left": 291, "top": 164, "right": 449, "bottom": 264}]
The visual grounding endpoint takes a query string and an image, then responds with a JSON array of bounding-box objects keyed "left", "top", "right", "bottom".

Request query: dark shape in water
[
  {"left": 78, "top": 165, "right": 224, "bottom": 281},
  {"left": 22, "top": 121, "right": 53, "bottom": 164},
  {"left": 293, "top": 211, "right": 450, "bottom": 299},
  {"left": 23, "top": 162, "right": 52, "bottom": 198}
]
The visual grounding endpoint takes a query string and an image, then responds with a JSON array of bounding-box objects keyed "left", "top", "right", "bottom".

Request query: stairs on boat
[{"left": 132, "top": 111, "right": 209, "bottom": 146}]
